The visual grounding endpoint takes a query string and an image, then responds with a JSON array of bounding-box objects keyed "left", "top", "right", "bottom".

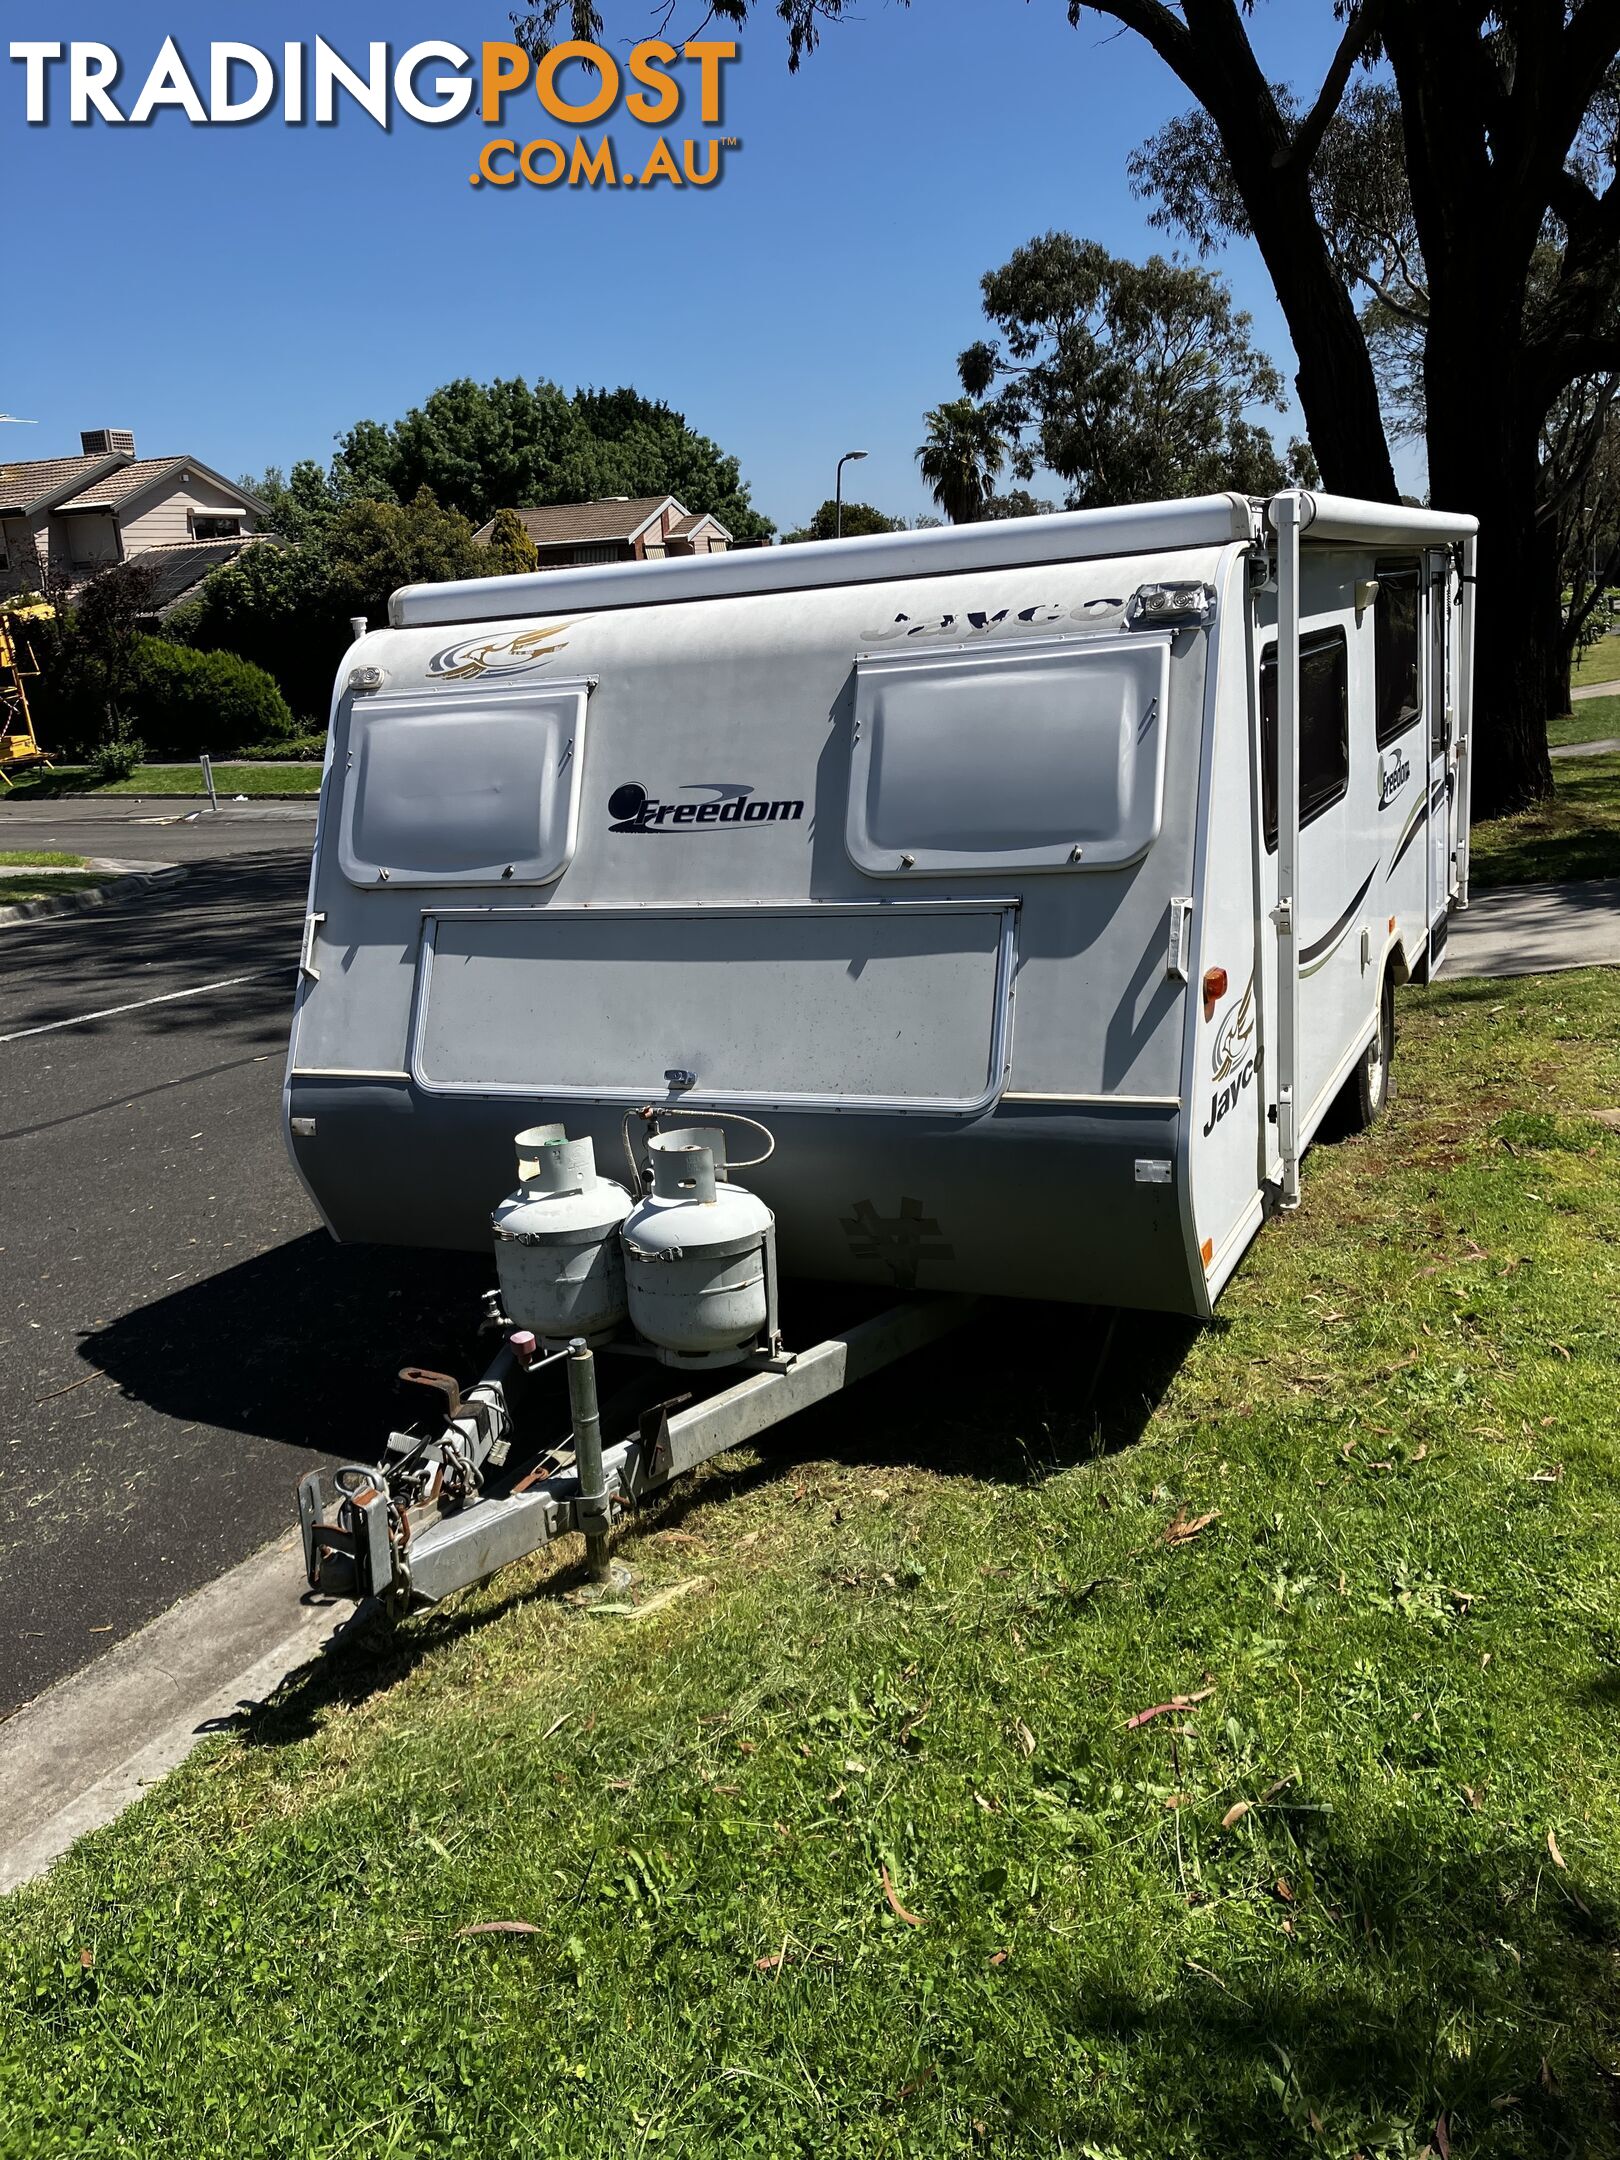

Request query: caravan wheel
[{"left": 1343, "top": 973, "right": 1396, "bottom": 1133}]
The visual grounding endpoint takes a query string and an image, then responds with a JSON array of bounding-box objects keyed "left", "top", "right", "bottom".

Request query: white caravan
[{"left": 285, "top": 489, "right": 1477, "bottom": 1323}]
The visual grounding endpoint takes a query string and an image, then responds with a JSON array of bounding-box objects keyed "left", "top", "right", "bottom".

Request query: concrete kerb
[
  {"left": 0, "top": 861, "right": 185, "bottom": 928},
  {"left": 0, "top": 1532, "right": 345, "bottom": 1895}
]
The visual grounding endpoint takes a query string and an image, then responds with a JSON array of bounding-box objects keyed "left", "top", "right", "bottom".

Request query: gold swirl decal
[{"left": 425, "top": 621, "right": 575, "bottom": 681}]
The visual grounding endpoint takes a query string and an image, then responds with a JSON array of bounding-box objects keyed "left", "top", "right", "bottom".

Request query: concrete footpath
[
  {"left": 1446, "top": 876, "right": 1620, "bottom": 979},
  {"left": 0, "top": 1534, "right": 343, "bottom": 1894}
]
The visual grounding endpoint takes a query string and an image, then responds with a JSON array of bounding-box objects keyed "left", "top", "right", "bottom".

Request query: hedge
[{"left": 129, "top": 640, "right": 295, "bottom": 757}]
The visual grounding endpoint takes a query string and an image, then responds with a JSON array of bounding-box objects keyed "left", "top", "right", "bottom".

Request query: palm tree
[{"left": 916, "top": 400, "right": 1006, "bottom": 524}]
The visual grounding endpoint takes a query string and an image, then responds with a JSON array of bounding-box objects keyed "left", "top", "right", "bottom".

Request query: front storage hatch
[{"left": 410, "top": 899, "right": 1018, "bottom": 1114}]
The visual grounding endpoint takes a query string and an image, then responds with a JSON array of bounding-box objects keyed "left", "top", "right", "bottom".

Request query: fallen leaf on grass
[
  {"left": 988, "top": 1950, "right": 1009, "bottom": 1967},
  {"left": 456, "top": 1920, "right": 542, "bottom": 1939},
  {"left": 586, "top": 1576, "right": 710, "bottom": 1622},
  {"left": 1274, "top": 1877, "right": 1295, "bottom": 1903},
  {"left": 1435, "top": 2111, "right": 1452, "bottom": 2160},
  {"left": 1220, "top": 1800, "right": 1251, "bottom": 1830},
  {"left": 78, "top": 1948, "right": 93, "bottom": 1970},
  {"left": 1548, "top": 1829, "right": 1567, "bottom": 1870},
  {"left": 1164, "top": 1508, "right": 1220, "bottom": 1546},
  {"left": 1531, "top": 1465, "right": 1564, "bottom": 1484},
  {"left": 755, "top": 1952, "right": 783, "bottom": 1972},
  {"left": 1010, "top": 1719, "right": 1036, "bottom": 1758},
  {"left": 880, "top": 1865, "right": 924, "bottom": 1927},
  {"left": 1125, "top": 1687, "right": 1215, "bottom": 1732}
]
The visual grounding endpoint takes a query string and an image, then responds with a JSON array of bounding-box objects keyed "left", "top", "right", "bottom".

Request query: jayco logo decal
[
  {"left": 1378, "top": 746, "right": 1412, "bottom": 809},
  {"left": 608, "top": 782, "right": 805, "bottom": 833},
  {"left": 1204, "top": 978, "right": 1261, "bottom": 1138},
  {"left": 426, "top": 622, "right": 573, "bottom": 681},
  {"left": 860, "top": 597, "right": 1124, "bottom": 644}
]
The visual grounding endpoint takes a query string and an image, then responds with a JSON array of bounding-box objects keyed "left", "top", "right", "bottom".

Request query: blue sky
[{"left": 3, "top": 2, "right": 1420, "bottom": 529}]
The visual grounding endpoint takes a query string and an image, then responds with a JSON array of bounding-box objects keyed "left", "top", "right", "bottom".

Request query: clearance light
[
  {"left": 1202, "top": 965, "right": 1228, "bottom": 1020},
  {"left": 1128, "top": 581, "right": 1216, "bottom": 629}
]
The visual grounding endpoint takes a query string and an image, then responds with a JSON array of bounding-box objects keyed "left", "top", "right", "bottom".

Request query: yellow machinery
[{"left": 0, "top": 602, "right": 52, "bottom": 784}]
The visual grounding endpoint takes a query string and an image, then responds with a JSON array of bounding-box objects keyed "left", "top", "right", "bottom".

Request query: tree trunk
[
  {"left": 1424, "top": 317, "right": 1557, "bottom": 818},
  {"left": 1220, "top": 150, "right": 1400, "bottom": 502},
  {"left": 1382, "top": 0, "right": 1568, "bottom": 813}
]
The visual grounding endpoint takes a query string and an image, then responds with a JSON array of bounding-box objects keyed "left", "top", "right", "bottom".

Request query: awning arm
[
  {"left": 1270, "top": 490, "right": 1305, "bottom": 1211},
  {"left": 1454, "top": 533, "right": 1479, "bottom": 908}
]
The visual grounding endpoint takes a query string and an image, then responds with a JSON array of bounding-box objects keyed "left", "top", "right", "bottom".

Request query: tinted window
[
  {"left": 1260, "top": 627, "right": 1349, "bottom": 850},
  {"left": 1374, "top": 559, "right": 1423, "bottom": 747}
]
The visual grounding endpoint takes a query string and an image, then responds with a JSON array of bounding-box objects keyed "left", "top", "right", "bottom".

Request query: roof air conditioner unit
[{"left": 81, "top": 428, "right": 136, "bottom": 457}]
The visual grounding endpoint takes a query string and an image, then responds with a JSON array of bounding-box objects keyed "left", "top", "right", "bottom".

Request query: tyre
[{"left": 1340, "top": 970, "right": 1396, "bottom": 1134}]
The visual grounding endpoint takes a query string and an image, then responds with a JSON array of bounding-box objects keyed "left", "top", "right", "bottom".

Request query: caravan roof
[{"left": 389, "top": 488, "right": 1480, "bottom": 632}]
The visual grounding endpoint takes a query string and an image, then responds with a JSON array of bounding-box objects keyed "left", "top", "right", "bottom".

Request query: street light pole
[{"left": 835, "top": 449, "right": 867, "bottom": 539}]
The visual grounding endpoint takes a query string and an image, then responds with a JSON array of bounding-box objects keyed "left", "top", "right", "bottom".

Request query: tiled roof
[
  {"left": 124, "top": 538, "right": 271, "bottom": 613},
  {"left": 666, "top": 510, "right": 730, "bottom": 539},
  {"left": 476, "top": 496, "right": 678, "bottom": 547},
  {"left": 54, "top": 458, "right": 188, "bottom": 512},
  {"left": 0, "top": 454, "right": 121, "bottom": 515}
]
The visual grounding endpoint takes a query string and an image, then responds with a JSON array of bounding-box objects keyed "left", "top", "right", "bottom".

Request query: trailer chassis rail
[{"left": 297, "top": 1294, "right": 974, "bottom": 1613}]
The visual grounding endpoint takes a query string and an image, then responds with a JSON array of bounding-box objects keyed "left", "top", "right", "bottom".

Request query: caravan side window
[
  {"left": 1374, "top": 558, "right": 1423, "bottom": 746},
  {"left": 1260, "top": 627, "right": 1349, "bottom": 850}
]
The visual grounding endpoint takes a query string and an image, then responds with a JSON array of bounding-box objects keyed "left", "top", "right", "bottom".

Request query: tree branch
[
  {"left": 1072, "top": 1, "right": 1203, "bottom": 91},
  {"left": 1536, "top": 329, "right": 1620, "bottom": 393},
  {"left": 1280, "top": 0, "right": 1386, "bottom": 175}
]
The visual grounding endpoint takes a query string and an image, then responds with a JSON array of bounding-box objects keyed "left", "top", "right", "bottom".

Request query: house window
[
  {"left": 1260, "top": 627, "right": 1350, "bottom": 849},
  {"left": 1374, "top": 558, "right": 1423, "bottom": 747},
  {"left": 191, "top": 514, "right": 242, "bottom": 541}
]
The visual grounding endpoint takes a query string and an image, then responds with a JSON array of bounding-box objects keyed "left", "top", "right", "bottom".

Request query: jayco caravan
[
  {"left": 286, "top": 488, "right": 1476, "bottom": 1323},
  {"left": 291, "top": 488, "right": 1478, "bottom": 1610}
]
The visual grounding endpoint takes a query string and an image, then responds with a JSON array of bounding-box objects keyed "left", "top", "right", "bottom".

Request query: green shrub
[
  {"left": 129, "top": 640, "right": 295, "bottom": 757},
  {"left": 238, "top": 731, "right": 327, "bottom": 762},
  {"left": 86, "top": 732, "right": 143, "bottom": 783}
]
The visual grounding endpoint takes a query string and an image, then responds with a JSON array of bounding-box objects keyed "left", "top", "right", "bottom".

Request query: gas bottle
[
  {"left": 621, "top": 1128, "right": 774, "bottom": 1366},
  {"left": 491, "top": 1126, "right": 632, "bottom": 1345}
]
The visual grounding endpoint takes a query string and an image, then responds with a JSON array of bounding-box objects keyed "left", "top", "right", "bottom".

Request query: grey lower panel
[{"left": 286, "top": 1079, "right": 1197, "bottom": 1314}]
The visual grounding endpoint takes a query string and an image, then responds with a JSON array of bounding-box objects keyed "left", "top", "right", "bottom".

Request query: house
[
  {"left": 473, "top": 494, "right": 735, "bottom": 569},
  {"left": 0, "top": 429, "right": 269, "bottom": 614}
]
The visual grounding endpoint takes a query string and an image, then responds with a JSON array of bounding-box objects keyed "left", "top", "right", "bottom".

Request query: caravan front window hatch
[
  {"left": 336, "top": 680, "right": 591, "bottom": 889},
  {"left": 846, "top": 630, "right": 1171, "bottom": 876}
]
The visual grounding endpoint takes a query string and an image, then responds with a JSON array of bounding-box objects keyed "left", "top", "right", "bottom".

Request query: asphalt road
[{"left": 0, "top": 802, "right": 487, "bottom": 1717}]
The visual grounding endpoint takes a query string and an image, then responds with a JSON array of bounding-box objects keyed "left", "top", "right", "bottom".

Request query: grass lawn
[
  {"left": 0, "top": 872, "right": 112, "bottom": 905},
  {"left": 1470, "top": 752, "right": 1620, "bottom": 888},
  {"left": 0, "top": 849, "right": 86, "bottom": 868},
  {"left": 4, "top": 968, "right": 1620, "bottom": 2157},
  {"left": 1549, "top": 692, "right": 1620, "bottom": 748},
  {"left": 0, "top": 762, "right": 321, "bottom": 801},
  {"left": 1572, "top": 631, "right": 1620, "bottom": 689}
]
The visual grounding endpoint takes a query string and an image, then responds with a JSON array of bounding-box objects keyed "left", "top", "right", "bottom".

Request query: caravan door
[{"left": 1427, "top": 548, "right": 1456, "bottom": 931}]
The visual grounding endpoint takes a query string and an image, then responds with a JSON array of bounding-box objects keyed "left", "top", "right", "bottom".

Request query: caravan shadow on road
[{"left": 80, "top": 1232, "right": 497, "bottom": 1457}]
